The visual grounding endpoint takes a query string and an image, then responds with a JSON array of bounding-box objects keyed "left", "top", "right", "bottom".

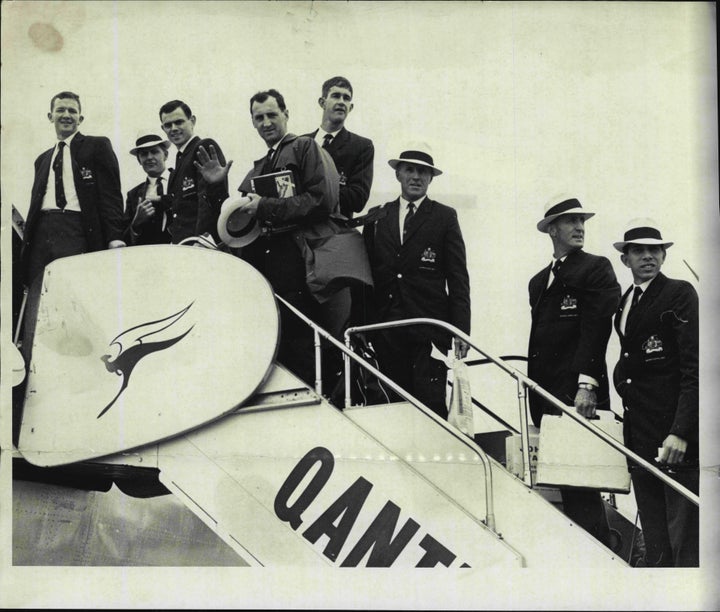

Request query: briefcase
[{"left": 535, "top": 413, "right": 630, "bottom": 492}]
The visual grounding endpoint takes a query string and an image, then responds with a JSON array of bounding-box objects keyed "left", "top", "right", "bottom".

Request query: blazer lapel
[
  {"left": 624, "top": 273, "right": 667, "bottom": 335},
  {"left": 168, "top": 136, "right": 199, "bottom": 189},
  {"left": 328, "top": 127, "right": 349, "bottom": 154},
  {"left": 69, "top": 132, "right": 85, "bottom": 188},
  {"left": 616, "top": 286, "right": 633, "bottom": 337},
  {"left": 386, "top": 199, "right": 401, "bottom": 245}
]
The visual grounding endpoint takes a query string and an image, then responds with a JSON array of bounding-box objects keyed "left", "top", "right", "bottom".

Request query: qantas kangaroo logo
[{"left": 98, "top": 303, "right": 195, "bottom": 418}]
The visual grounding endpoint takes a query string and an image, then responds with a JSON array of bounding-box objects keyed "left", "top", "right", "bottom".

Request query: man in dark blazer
[
  {"left": 124, "top": 132, "right": 172, "bottom": 246},
  {"left": 612, "top": 219, "right": 698, "bottom": 567},
  {"left": 363, "top": 146, "right": 470, "bottom": 418},
  {"left": 159, "top": 100, "right": 229, "bottom": 244},
  {"left": 21, "top": 91, "right": 126, "bottom": 287},
  {"left": 305, "top": 76, "right": 375, "bottom": 397},
  {"left": 195, "top": 89, "right": 341, "bottom": 387},
  {"left": 527, "top": 196, "right": 621, "bottom": 549},
  {"left": 306, "top": 76, "right": 374, "bottom": 220}
]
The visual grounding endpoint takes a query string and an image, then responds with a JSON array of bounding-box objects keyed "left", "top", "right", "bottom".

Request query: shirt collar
[
  {"left": 400, "top": 195, "right": 426, "bottom": 209},
  {"left": 57, "top": 131, "right": 78, "bottom": 147},
  {"left": 634, "top": 277, "right": 655, "bottom": 292},
  {"left": 149, "top": 170, "right": 170, "bottom": 183},
  {"left": 177, "top": 137, "right": 196, "bottom": 154}
]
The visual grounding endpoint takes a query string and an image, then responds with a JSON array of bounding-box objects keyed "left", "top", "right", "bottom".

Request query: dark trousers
[
  {"left": 242, "top": 234, "right": 320, "bottom": 387},
  {"left": 631, "top": 466, "right": 699, "bottom": 567},
  {"left": 25, "top": 211, "right": 87, "bottom": 286},
  {"left": 373, "top": 326, "right": 449, "bottom": 419},
  {"left": 560, "top": 488, "right": 612, "bottom": 547},
  {"left": 318, "top": 287, "right": 351, "bottom": 402}
]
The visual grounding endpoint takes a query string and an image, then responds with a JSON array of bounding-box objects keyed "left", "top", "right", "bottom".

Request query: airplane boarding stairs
[
  {"left": 13, "top": 248, "right": 683, "bottom": 568},
  {"left": 79, "top": 361, "right": 628, "bottom": 568}
]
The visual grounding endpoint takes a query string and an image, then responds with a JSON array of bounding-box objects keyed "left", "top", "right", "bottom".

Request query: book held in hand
[{"left": 251, "top": 170, "right": 296, "bottom": 198}]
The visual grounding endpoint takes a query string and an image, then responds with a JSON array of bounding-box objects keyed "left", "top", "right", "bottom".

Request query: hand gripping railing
[
  {"left": 274, "top": 297, "right": 498, "bottom": 532},
  {"left": 344, "top": 317, "right": 699, "bottom": 508}
]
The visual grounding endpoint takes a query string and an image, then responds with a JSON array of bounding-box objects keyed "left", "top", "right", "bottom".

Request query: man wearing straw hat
[
  {"left": 124, "top": 132, "right": 172, "bottom": 245},
  {"left": 527, "top": 196, "right": 621, "bottom": 548},
  {"left": 612, "top": 218, "right": 698, "bottom": 567},
  {"left": 362, "top": 145, "right": 470, "bottom": 419}
]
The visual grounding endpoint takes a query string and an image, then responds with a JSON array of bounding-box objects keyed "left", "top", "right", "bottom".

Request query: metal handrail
[
  {"left": 345, "top": 317, "right": 699, "bottom": 507},
  {"left": 274, "top": 296, "right": 498, "bottom": 532}
]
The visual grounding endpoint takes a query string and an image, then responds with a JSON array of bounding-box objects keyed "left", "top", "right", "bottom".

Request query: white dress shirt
[
  {"left": 41, "top": 131, "right": 81, "bottom": 212},
  {"left": 398, "top": 195, "right": 425, "bottom": 244}
]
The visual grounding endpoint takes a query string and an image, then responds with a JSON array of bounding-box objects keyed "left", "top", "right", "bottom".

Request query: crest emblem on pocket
[
  {"left": 560, "top": 294, "right": 578, "bottom": 310},
  {"left": 80, "top": 167, "right": 93, "bottom": 180},
  {"left": 182, "top": 177, "right": 195, "bottom": 191},
  {"left": 642, "top": 335, "right": 663, "bottom": 354},
  {"left": 421, "top": 247, "right": 436, "bottom": 263}
]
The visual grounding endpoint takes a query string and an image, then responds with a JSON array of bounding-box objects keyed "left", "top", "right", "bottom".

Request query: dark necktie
[
  {"left": 156, "top": 176, "right": 164, "bottom": 196},
  {"left": 261, "top": 148, "right": 275, "bottom": 175},
  {"left": 53, "top": 141, "right": 67, "bottom": 209},
  {"left": 403, "top": 201, "right": 415, "bottom": 241},
  {"left": 174, "top": 150, "right": 182, "bottom": 171},
  {"left": 631, "top": 286, "right": 643, "bottom": 308},
  {"left": 323, "top": 133, "right": 333, "bottom": 149},
  {"left": 548, "top": 259, "right": 562, "bottom": 287}
]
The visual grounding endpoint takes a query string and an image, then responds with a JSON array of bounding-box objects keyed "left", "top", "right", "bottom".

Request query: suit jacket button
[
  {"left": 623, "top": 352, "right": 629, "bottom": 358},
  {"left": 397, "top": 273, "right": 402, "bottom": 279},
  {"left": 626, "top": 378, "right": 632, "bottom": 384}
]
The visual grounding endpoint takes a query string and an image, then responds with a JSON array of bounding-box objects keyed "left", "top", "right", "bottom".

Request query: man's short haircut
[
  {"left": 50, "top": 91, "right": 81, "bottom": 113},
  {"left": 322, "top": 76, "right": 353, "bottom": 98},
  {"left": 159, "top": 100, "right": 192, "bottom": 120},
  {"left": 249, "top": 89, "right": 286, "bottom": 114}
]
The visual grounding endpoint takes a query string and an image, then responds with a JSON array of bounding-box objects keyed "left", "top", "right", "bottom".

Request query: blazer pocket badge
[
  {"left": 80, "top": 167, "right": 94, "bottom": 180},
  {"left": 642, "top": 334, "right": 663, "bottom": 354},
  {"left": 182, "top": 177, "right": 195, "bottom": 192},
  {"left": 420, "top": 247, "right": 437, "bottom": 264},
  {"left": 338, "top": 171, "right": 347, "bottom": 186},
  {"left": 560, "top": 294, "right": 578, "bottom": 311}
]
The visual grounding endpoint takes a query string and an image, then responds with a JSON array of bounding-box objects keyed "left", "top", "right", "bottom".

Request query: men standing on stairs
[
  {"left": 362, "top": 145, "right": 471, "bottom": 418},
  {"left": 527, "top": 196, "right": 621, "bottom": 549},
  {"left": 612, "top": 219, "right": 699, "bottom": 567}
]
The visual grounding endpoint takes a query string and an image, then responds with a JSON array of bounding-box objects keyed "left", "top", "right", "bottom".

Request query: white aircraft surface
[{"left": 11, "top": 246, "right": 674, "bottom": 570}]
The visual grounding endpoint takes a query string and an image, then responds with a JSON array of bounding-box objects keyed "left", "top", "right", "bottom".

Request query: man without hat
[
  {"left": 159, "top": 99, "right": 229, "bottom": 244},
  {"left": 196, "top": 88, "right": 343, "bottom": 387},
  {"left": 21, "top": 91, "right": 126, "bottom": 287},
  {"left": 124, "top": 132, "right": 172, "bottom": 245},
  {"left": 305, "top": 76, "right": 376, "bottom": 400},
  {"left": 306, "top": 76, "right": 374, "bottom": 220},
  {"left": 362, "top": 145, "right": 471, "bottom": 418},
  {"left": 612, "top": 218, "right": 698, "bottom": 566},
  {"left": 527, "top": 196, "right": 621, "bottom": 549}
]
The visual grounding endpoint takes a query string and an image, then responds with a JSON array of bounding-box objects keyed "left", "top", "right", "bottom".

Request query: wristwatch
[{"left": 578, "top": 383, "right": 595, "bottom": 391}]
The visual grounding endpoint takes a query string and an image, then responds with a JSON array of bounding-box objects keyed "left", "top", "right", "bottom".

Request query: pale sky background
[{"left": 1, "top": 1, "right": 718, "bottom": 609}]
